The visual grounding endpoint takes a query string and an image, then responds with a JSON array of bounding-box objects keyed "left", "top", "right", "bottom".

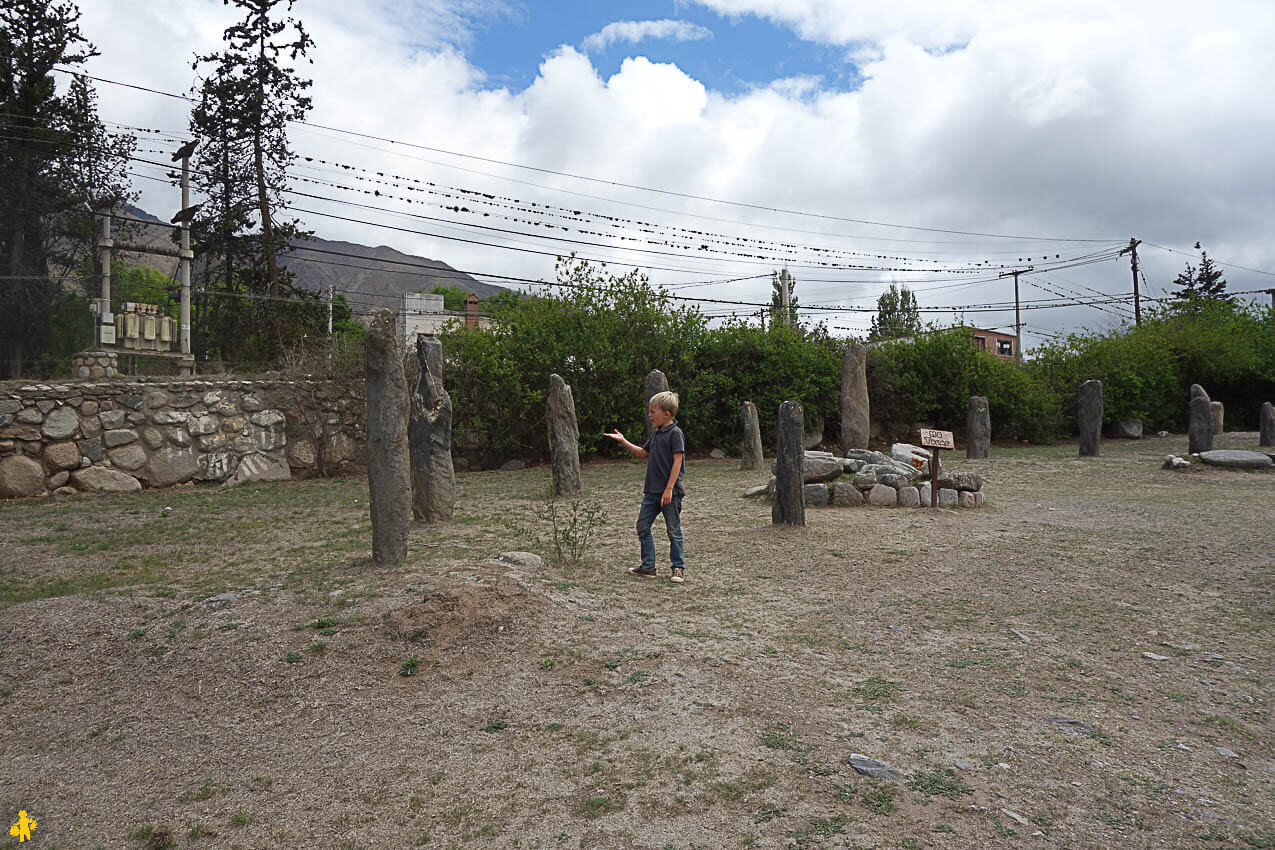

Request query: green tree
[
  {"left": 187, "top": 0, "right": 318, "bottom": 365},
  {"left": 868, "top": 283, "right": 921, "bottom": 341},
  {"left": 0, "top": 0, "right": 134, "bottom": 377},
  {"left": 430, "top": 285, "right": 470, "bottom": 312},
  {"left": 1170, "top": 242, "right": 1230, "bottom": 305}
]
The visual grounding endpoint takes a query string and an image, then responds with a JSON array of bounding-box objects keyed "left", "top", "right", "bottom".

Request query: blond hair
[{"left": 649, "top": 390, "right": 679, "bottom": 417}]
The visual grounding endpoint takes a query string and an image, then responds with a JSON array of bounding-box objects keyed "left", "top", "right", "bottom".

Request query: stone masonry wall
[{"left": 0, "top": 379, "right": 363, "bottom": 499}]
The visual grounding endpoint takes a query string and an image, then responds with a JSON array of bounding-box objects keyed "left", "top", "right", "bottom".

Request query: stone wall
[{"left": 0, "top": 378, "right": 364, "bottom": 499}]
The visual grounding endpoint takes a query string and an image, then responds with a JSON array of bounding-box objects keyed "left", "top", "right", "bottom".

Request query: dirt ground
[{"left": 1, "top": 433, "right": 1272, "bottom": 849}]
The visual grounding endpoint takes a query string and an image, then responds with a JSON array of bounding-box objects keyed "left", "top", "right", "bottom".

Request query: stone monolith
[
  {"left": 365, "top": 309, "right": 412, "bottom": 562},
  {"left": 1077, "top": 379, "right": 1102, "bottom": 457},
  {"left": 643, "top": 369, "right": 670, "bottom": 443},
  {"left": 772, "top": 400, "right": 806, "bottom": 527},
  {"left": 741, "top": 401, "right": 764, "bottom": 471},
  {"left": 547, "top": 373, "right": 582, "bottom": 496},
  {"left": 1210, "top": 401, "right": 1224, "bottom": 435},
  {"left": 967, "top": 395, "right": 990, "bottom": 459},
  {"left": 840, "top": 343, "right": 869, "bottom": 453},
  {"left": 409, "top": 336, "right": 455, "bottom": 523},
  {"left": 1188, "top": 396, "right": 1213, "bottom": 454},
  {"left": 1260, "top": 401, "right": 1274, "bottom": 447}
]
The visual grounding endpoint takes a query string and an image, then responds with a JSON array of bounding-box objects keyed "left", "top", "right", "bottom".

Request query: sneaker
[
  {"left": 669, "top": 567, "right": 685, "bottom": 584},
  {"left": 628, "top": 566, "right": 658, "bottom": 578}
]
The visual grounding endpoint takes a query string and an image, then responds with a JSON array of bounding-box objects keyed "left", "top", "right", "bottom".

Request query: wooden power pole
[
  {"left": 1119, "top": 237, "right": 1142, "bottom": 325},
  {"left": 998, "top": 266, "right": 1032, "bottom": 359}
]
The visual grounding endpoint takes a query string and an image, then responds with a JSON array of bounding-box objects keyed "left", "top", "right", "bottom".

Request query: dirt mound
[{"left": 384, "top": 579, "right": 545, "bottom": 648}]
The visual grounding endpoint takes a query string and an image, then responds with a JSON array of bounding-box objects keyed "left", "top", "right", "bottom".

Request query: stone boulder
[
  {"left": 937, "top": 471, "right": 984, "bottom": 492},
  {"left": 108, "top": 444, "right": 148, "bottom": 471},
  {"left": 867, "top": 484, "right": 897, "bottom": 506},
  {"left": 803, "top": 483, "right": 830, "bottom": 506},
  {"left": 878, "top": 473, "right": 909, "bottom": 490},
  {"left": 145, "top": 446, "right": 199, "bottom": 486},
  {"left": 0, "top": 455, "right": 45, "bottom": 497},
  {"left": 44, "top": 441, "right": 82, "bottom": 470},
  {"left": 1194, "top": 450, "right": 1273, "bottom": 470},
  {"left": 803, "top": 416, "right": 825, "bottom": 450},
  {"left": 897, "top": 486, "right": 920, "bottom": 508},
  {"left": 832, "top": 482, "right": 862, "bottom": 506},
  {"left": 771, "top": 450, "right": 843, "bottom": 483},
  {"left": 41, "top": 406, "right": 79, "bottom": 440},
  {"left": 224, "top": 452, "right": 292, "bottom": 486},
  {"left": 70, "top": 466, "right": 141, "bottom": 493},
  {"left": 938, "top": 488, "right": 958, "bottom": 507}
]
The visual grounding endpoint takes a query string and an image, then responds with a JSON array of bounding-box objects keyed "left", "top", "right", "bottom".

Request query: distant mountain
[
  {"left": 279, "top": 237, "right": 508, "bottom": 312},
  {"left": 117, "top": 208, "right": 508, "bottom": 313}
]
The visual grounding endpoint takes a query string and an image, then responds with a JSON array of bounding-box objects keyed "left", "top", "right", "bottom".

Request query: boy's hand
[
  {"left": 661, "top": 487, "right": 673, "bottom": 506},
  {"left": 604, "top": 429, "right": 625, "bottom": 442}
]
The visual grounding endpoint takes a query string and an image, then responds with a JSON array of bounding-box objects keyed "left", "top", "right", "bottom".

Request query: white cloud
[
  {"left": 77, "top": 0, "right": 1275, "bottom": 336},
  {"left": 581, "top": 19, "right": 713, "bottom": 53}
]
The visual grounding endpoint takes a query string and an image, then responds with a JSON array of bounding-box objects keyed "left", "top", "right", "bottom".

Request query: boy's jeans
[{"left": 637, "top": 492, "right": 684, "bottom": 572}]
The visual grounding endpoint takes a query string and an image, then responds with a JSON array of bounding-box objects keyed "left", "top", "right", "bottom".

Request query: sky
[{"left": 76, "top": 0, "right": 1275, "bottom": 345}]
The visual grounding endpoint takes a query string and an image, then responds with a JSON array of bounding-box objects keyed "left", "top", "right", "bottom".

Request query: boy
[{"left": 605, "top": 391, "right": 686, "bottom": 583}]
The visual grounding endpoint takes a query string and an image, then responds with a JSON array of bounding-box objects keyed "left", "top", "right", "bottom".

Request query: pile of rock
[
  {"left": 745, "top": 447, "right": 986, "bottom": 509},
  {"left": 0, "top": 384, "right": 296, "bottom": 499}
]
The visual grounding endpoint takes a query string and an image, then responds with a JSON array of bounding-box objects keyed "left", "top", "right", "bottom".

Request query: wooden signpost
[{"left": 919, "top": 429, "right": 954, "bottom": 508}]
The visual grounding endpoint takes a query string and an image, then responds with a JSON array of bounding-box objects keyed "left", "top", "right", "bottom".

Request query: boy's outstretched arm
[
  {"left": 661, "top": 452, "right": 683, "bottom": 506},
  {"left": 605, "top": 429, "right": 648, "bottom": 459}
]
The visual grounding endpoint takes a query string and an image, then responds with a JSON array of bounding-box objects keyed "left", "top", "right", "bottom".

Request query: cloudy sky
[{"left": 78, "top": 0, "right": 1275, "bottom": 344}]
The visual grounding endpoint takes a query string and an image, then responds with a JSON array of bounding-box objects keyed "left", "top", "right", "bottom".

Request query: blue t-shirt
[{"left": 643, "top": 421, "right": 686, "bottom": 496}]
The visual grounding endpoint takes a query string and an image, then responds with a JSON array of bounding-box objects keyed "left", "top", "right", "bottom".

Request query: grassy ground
[{"left": 0, "top": 433, "right": 1272, "bottom": 849}]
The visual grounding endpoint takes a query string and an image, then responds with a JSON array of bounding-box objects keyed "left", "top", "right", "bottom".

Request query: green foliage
[
  {"left": 0, "top": 1, "right": 135, "bottom": 377},
  {"left": 868, "top": 283, "right": 921, "bottom": 341},
  {"left": 1170, "top": 242, "right": 1230, "bottom": 304},
  {"left": 439, "top": 259, "right": 1274, "bottom": 454},
  {"left": 430, "top": 285, "right": 470, "bottom": 312},
  {"left": 685, "top": 321, "right": 841, "bottom": 452},
  {"left": 439, "top": 256, "right": 704, "bottom": 463},
  {"left": 1033, "top": 300, "right": 1275, "bottom": 430}
]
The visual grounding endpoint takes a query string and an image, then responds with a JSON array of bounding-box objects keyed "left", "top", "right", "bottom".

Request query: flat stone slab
[
  {"left": 848, "top": 754, "right": 909, "bottom": 782},
  {"left": 1194, "top": 450, "right": 1273, "bottom": 469}
]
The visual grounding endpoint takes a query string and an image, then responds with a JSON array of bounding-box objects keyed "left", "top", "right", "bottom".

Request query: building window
[
  {"left": 974, "top": 336, "right": 986, "bottom": 350},
  {"left": 997, "top": 339, "right": 1014, "bottom": 356}
]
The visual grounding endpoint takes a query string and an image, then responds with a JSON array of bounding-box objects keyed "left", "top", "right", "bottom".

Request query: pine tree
[
  {"left": 1171, "top": 242, "right": 1231, "bottom": 305},
  {"left": 0, "top": 0, "right": 134, "bottom": 377},
  {"left": 868, "top": 283, "right": 921, "bottom": 341},
  {"left": 188, "top": 0, "right": 319, "bottom": 364}
]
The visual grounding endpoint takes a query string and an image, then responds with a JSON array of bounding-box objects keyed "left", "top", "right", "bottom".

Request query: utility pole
[
  {"left": 97, "top": 211, "right": 113, "bottom": 345},
  {"left": 998, "top": 266, "right": 1032, "bottom": 360},
  {"left": 171, "top": 139, "right": 198, "bottom": 375},
  {"left": 1119, "top": 237, "right": 1142, "bottom": 325}
]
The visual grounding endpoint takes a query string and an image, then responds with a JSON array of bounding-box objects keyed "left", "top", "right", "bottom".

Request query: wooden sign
[{"left": 919, "top": 429, "right": 954, "bottom": 449}]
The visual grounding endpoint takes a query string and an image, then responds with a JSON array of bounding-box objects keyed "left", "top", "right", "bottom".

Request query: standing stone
[
  {"left": 546, "top": 373, "right": 582, "bottom": 497},
  {"left": 1190, "top": 384, "right": 1210, "bottom": 402},
  {"left": 642, "top": 369, "right": 670, "bottom": 443},
  {"left": 409, "top": 336, "right": 455, "bottom": 523},
  {"left": 772, "top": 400, "right": 806, "bottom": 527},
  {"left": 365, "top": 309, "right": 412, "bottom": 563},
  {"left": 1077, "top": 380, "right": 1102, "bottom": 457},
  {"left": 840, "top": 343, "right": 870, "bottom": 453},
  {"left": 1210, "top": 401, "right": 1224, "bottom": 435},
  {"left": 1260, "top": 401, "right": 1274, "bottom": 447},
  {"left": 967, "top": 396, "right": 990, "bottom": 459},
  {"left": 741, "top": 401, "right": 764, "bottom": 471},
  {"left": 1188, "top": 396, "right": 1214, "bottom": 454}
]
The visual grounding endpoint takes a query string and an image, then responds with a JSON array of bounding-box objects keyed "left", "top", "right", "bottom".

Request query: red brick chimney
[{"left": 465, "top": 293, "right": 480, "bottom": 330}]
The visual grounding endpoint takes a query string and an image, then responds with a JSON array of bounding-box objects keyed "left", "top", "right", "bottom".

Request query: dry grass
[{"left": 0, "top": 432, "right": 1272, "bottom": 849}]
